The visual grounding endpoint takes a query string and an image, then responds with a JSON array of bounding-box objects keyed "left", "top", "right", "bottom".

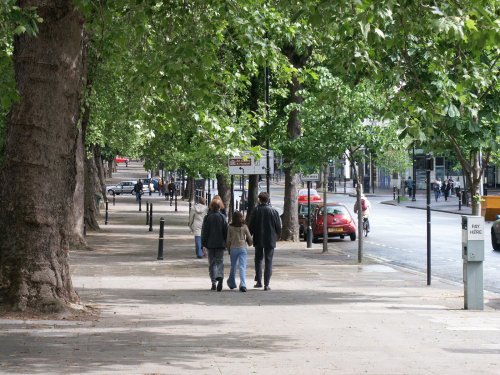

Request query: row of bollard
[{"left": 99, "top": 194, "right": 167, "bottom": 260}]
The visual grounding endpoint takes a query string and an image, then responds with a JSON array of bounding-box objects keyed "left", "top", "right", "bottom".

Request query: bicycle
[{"left": 362, "top": 217, "right": 370, "bottom": 237}]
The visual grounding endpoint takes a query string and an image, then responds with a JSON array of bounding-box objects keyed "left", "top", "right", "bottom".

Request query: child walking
[{"left": 226, "top": 211, "right": 253, "bottom": 292}]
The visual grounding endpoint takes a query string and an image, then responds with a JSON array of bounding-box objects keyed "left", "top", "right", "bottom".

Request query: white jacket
[{"left": 189, "top": 203, "right": 208, "bottom": 235}]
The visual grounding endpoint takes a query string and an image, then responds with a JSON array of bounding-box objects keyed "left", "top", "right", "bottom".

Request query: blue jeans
[
  {"left": 135, "top": 192, "right": 142, "bottom": 201},
  {"left": 194, "top": 236, "right": 203, "bottom": 258},
  {"left": 227, "top": 248, "right": 247, "bottom": 289}
]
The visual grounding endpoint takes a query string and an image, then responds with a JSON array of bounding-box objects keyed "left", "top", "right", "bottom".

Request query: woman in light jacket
[
  {"left": 188, "top": 197, "right": 208, "bottom": 258},
  {"left": 226, "top": 211, "right": 253, "bottom": 292}
]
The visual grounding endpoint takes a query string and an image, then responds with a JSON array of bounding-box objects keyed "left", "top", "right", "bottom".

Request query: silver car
[{"left": 106, "top": 180, "right": 137, "bottom": 195}]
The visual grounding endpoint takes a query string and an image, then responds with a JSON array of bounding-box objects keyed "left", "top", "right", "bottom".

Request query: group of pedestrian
[
  {"left": 433, "top": 177, "right": 455, "bottom": 202},
  {"left": 189, "top": 191, "right": 281, "bottom": 293}
]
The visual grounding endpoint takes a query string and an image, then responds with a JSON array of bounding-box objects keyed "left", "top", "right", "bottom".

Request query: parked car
[
  {"left": 114, "top": 156, "right": 129, "bottom": 163},
  {"left": 297, "top": 188, "right": 322, "bottom": 204},
  {"left": 298, "top": 202, "right": 322, "bottom": 238},
  {"left": 106, "top": 180, "right": 137, "bottom": 195},
  {"left": 491, "top": 215, "right": 500, "bottom": 251},
  {"left": 310, "top": 203, "right": 356, "bottom": 242}
]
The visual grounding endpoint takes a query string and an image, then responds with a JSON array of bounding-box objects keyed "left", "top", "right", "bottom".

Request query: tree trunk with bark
[
  {"left": 216, "top": 174, "right": 231, "bottom": 215},
  {"left": 280, "top": 44, "right": 311, "bottom": 241},
  {"left": 0, "top": 1, "right": 85, "bottom": 311},
  {"left": 84, "top": 146, "right": 101, "bottom": 231},
  {"left": 69, "top": 125, "right": 85, "bottom": 246}
]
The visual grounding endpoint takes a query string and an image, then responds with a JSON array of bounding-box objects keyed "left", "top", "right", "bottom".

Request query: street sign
[
  {"left": 301, "top": 173, "right": 320, "bottom": 182},
  {"left": 228, "top": 150, "right": 274, "bottom": 175}
]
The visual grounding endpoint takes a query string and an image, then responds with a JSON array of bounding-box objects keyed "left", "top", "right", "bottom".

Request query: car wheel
[
  {"left": 350, "top": 232, "right": 356, "bottom": 241},
  {"left": 108, "top": 189, "right": 114, "bottom": 195},
  {"left": 492, "top": 229, "right": 500, "bottom": 251}
]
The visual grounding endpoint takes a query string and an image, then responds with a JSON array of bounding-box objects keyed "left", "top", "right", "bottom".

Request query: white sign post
[{"left": 228, "top": 150, "right": 274, "bottom": 175}]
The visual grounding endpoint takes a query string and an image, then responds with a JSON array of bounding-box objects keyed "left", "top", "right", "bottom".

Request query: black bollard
[
  {"left": 105, "top": 200, "right": 109, "bottom": 225},
  {"left": 139, "top": 198, "right": 142, "bottom": 212},
  {"left": 458, "top": 191, "right": 462, "bottom": 211},
  {"left": 397, "top": 188, "right": 400, "bottom": 204},
  {"left": 393, "top": 186, "right": 396, "bottom": 200},
  {"left": 157, "top": 217, "right": 165, "bottom": 260},
  {"left": 146, "top": 202, "right": 150, "bottom": 225},
  {"left": 113, "top": 192, "right": 116, "bottom": 206},
  {"left": 175, "top": 190, "right": 178, "bottom": 212},
  {"left": 149, "top": 204, "right": 153, "bottom": 232}
]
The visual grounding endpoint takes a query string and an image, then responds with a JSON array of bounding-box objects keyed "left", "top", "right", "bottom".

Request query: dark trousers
[
  {"left": 208, "top": 248, "right": 225, "bottom": 284},
  {"left": 254, "top": 247, "right": 274, "bottom": 286}
]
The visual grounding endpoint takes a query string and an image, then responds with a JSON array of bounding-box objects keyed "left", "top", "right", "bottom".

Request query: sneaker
[
  {"left": 239, "top": 286, "right": 247, "bottom": 292},
  {"left": 211, "top": 284, "right": 216, "bottom": 291},
  {"left": 264, "top": 286, "right": 271, "bottom": 291},
  {"left": 217, "top": 279, "right": 223, "bottom": 292},
  {"left": 254, "top": 282, "right": 262, "bottom": 288}
]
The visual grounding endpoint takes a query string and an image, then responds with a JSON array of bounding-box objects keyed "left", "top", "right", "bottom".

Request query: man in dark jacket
[
  {"left": 249, "top": 192, "right": 282, "bottom": 291},
  {"left": 201, "top": 198, "right": 228, "bottom": 291}
]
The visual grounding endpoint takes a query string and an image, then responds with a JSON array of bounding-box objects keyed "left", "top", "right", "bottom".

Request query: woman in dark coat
[{"left": 201, "top": 197, "right": 228, "bottom": 291}]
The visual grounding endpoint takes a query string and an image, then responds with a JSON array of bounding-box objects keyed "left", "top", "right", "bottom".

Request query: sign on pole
[
  {"left": 228, "top": 150, "right": 274, "bottom": 175},
  {"left": 301, "top": 173, "right": 320, "bottom": 182}
]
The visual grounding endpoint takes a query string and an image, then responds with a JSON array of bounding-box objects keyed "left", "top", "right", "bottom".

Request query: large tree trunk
[
  {"left": 0, "top": 1, "right": 85, "bottom": 311},
  {"left": 69, "top": 125, "right": 85, "bottom": 245},
  {"left": 84, "top": 146, "right": 101, "bottom": 231},
  {"left": 280, "top": 44, "right": 310, "bottom": 241},
  {"left": 282, "top": 169, "right": 299, "bottom": 241},
  {"left": 216, "top": 173, "right": 231, "bottom": 215}
]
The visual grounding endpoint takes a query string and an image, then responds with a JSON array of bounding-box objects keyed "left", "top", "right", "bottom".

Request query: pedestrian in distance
[
  {"left": 406, "top": 176, "right": 413, "bottom": 198},
  {"left": 249, "top": 191, "right": 282, "bottom": 291},
  {"left": 167, "top": 180, "right": 175, "bottom": 205},
  {"left": 188, "top": 197, "right": 208, "bottom": 259},
  {"left": 443, "top": 179, "right": 452, "bottom": 201},
  {"left": 133, "top": 179, "right": 143, "bottom": 201},
  {"left": 158, "top": 178, "right": 165, "bottom": 197},
  {"left": 433, "top": 178, "right": 442, "bottom": 202},
  {"left": 201, "top": 197, "right": 228, "bottom": 291},
  {"left": 148, "top": 180, "right": 154, "bottom": 196},
  {"left": 354, "top": 193, "right": 372, "bottom": 234},
  {"left": 226, "top": 211, "right": 253, "bottom": 292}
]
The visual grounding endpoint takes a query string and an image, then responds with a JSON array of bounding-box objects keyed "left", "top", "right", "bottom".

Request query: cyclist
[{"left": 354, "top": 193, "right": 371, "bottom": 235}]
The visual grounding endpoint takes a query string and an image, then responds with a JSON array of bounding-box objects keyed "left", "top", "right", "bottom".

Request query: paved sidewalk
[{"left": 1, "top": 165, "right": 499, "bottom": 374}]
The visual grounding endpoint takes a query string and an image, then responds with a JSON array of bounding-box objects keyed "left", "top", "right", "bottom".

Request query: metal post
[
  {"left": 175, "top": 188, "right": 178, "bottom": 212},
  {"left": 139, "top": 198, "right": 142, "bottom": 212},
  {"left": 146, "top": 202, "right": 149, "bottom": 225},
  {"left": 113, "top": 192, "right": 116, "bottom": 206},
  {"left": 393, "top": 186, "right": 396, "bottom": 200},
  {"left": 307, "top": 181, "right": 312, "bottom": 248},
  {"left": 426, "top": 166, "right": 431, "bottom": 285},
  {"left": 149, "top": 204, "right": 153, "bottom": 232},
  {"left": 458, "top": 191, "right": 462, "bottom": 211},
  {"left": 344, "top": 177, "right": 346, "bottom": 194},
  {"left": 157, "top": 217, "right": 165, "bottom": 260},
  {"left": 397, "top": 188, "right": 400, "bottom": 204},
  {"left": 230, "top": 175, "right": 235, "bottom": 218},
  {"left": 105, "top": 200, "right": 109, "bottom": 225}
]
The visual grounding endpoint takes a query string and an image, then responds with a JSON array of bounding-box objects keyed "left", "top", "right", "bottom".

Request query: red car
[
  {"left": 115, "top": 156, "right": 129, "bottom": 163},
  {"left": 297, "top": 188, "right": 322, "bottom": 204},
  {"left": 311, "top": 203, "right": 356, "bottom": 242}
]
